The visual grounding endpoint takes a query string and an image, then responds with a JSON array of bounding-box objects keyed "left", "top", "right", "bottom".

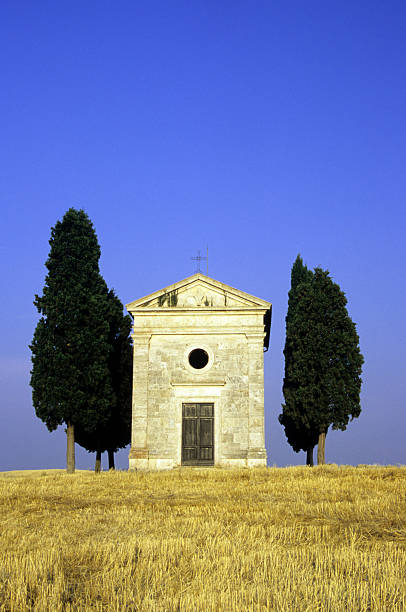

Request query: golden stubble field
[{"left": 0, "top": 465, "right": 405, "bottom": 611}]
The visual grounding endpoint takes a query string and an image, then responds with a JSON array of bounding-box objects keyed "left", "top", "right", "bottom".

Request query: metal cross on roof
[{"left": 191, "top": 248, "right": 208, "bottom": 275}]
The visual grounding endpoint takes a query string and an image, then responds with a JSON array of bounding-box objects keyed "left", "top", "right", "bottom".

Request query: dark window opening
[{"left": 188, "top": 348, "right": 209, "bottom": 369}]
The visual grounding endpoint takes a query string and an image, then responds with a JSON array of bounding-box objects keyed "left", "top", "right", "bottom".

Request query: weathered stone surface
[{"left": 126, "top": 273, "right": 271, "bottom": 470}]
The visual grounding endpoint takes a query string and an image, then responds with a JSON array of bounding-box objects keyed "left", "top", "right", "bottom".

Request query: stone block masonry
[{"left": 126, "top": 273, "right": 271, "bottom": 470}]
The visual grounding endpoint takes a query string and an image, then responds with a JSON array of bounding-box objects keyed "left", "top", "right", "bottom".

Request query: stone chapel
[{"left": 126, "top": 273, "right": 271, "bottom": 470}]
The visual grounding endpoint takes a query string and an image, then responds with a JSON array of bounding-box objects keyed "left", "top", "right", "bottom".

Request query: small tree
[
  {"left": 75, "top": 290, "right": 133, "bottom": 471},
  {"left": 279, "top": 256, "right": 363, "bottom": 465},
  {"left": 30, "top": 209, "right": 114, "bottom": 473}
]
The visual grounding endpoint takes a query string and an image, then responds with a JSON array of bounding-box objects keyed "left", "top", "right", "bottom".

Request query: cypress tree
[
  {"left": 279, "top": 256, "right": 363, "bottom": 465},
  {"left": 75, "top": 290, "right": 133, "bottom": 471},
  {"left": 30, "top": 208, "right": 114, "bottom": 473},
  {"left": 310, "top": 268, "right": 363, "bottom": 464},
  {"left": 279, "top": 255, "right": 318, "bottom": 465}
]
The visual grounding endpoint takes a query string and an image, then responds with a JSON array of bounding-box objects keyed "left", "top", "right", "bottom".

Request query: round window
[{"left": 188, "top": 348, "right": 209, "bottom": 369}]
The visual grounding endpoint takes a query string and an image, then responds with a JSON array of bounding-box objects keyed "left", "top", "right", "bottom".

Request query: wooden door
[{"left": 182, "top": 403, "right": 214, "bottom": 465}]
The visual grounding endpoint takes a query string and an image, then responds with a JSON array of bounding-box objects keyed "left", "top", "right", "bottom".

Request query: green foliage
[
  {"left": 75, "top": 290, "right": 133, "bottom": 456},
  {"left": 30, "top": 208, "right": 114, "bottom": 434},
  {"left": 279, "top": 255, "right": 364, "bottom": 455},
  {"left": 105, "top": 291, "right": 132, "bottom": 452}
]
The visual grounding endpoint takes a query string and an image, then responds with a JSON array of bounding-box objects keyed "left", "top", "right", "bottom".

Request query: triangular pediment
[{"left": 126, "top": 273, "right": 271, "bottom": 311}]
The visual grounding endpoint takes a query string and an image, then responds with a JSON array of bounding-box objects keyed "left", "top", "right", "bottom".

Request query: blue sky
[{"left": 1, "top": 1, "right": 405, "bottom": 470}]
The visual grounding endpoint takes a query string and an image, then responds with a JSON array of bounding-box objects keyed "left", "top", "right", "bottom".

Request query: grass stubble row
[{"left": 0, "top": 465, "right": 405, "bottom": 611}]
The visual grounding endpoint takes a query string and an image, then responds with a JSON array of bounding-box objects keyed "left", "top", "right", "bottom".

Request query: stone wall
[{"left": 127, "top": 275, "right": 270, "bottom": 470}]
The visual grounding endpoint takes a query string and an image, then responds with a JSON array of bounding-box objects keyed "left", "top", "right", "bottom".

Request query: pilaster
[
  {"left": 246, "top": 334, "right": 267, "bottom": 466},
  {"left": 129, "top": 334, "right": 151, "bottom": 470}
]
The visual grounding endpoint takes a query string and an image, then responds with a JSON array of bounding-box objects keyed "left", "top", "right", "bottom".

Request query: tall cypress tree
[
  {"left": 75, "top": 290, "right": 133, "bottom": 472},
  {"left": 310, "top": 268, "right": 363, "bottom": 464},
  {"left": 105, "top": 290, "right": 133, "bottom": 469},
  {"left": 279, "top": 255, "right": 318, "bottom": 465},
  {"left": 279, "top": 256, "right": 363, "bottom": 465},
  {"left": 30, "top": 208, "right": 114, "bottom": 473}
]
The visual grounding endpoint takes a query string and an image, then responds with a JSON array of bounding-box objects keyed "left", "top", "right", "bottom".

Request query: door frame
[{"left": 181, "top": 402, "right": 214, "bottom": 466}]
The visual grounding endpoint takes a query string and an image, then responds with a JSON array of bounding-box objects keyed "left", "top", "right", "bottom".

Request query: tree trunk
[
  {"left": 95, "top": 448, "right": 102, "bottom": 473},
  {"left": 306, "top": 446, "right": 314, "bottom": 467},
  {"left": 317, "top": 432, "right": 326, "bottom": 465},
  {"left": 66, "top": 422, "right": 75, "bottom": 474},
  {"left": 108, "top": 449, "right": 115, "bottom": 470}
]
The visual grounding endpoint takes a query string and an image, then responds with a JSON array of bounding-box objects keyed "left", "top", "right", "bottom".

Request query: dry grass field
[{"left": 0, "top": 465, "right": 405, "bottom": 611}]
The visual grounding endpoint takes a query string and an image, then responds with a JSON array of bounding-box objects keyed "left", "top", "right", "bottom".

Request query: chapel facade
[{"left": 126, "top": 273, "right": 271, "bottom": 470}]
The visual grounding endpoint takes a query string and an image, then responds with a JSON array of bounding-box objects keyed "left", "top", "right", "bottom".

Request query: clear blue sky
[{"left": 1, "top": 1, "right": 405, "bottom": 470}]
